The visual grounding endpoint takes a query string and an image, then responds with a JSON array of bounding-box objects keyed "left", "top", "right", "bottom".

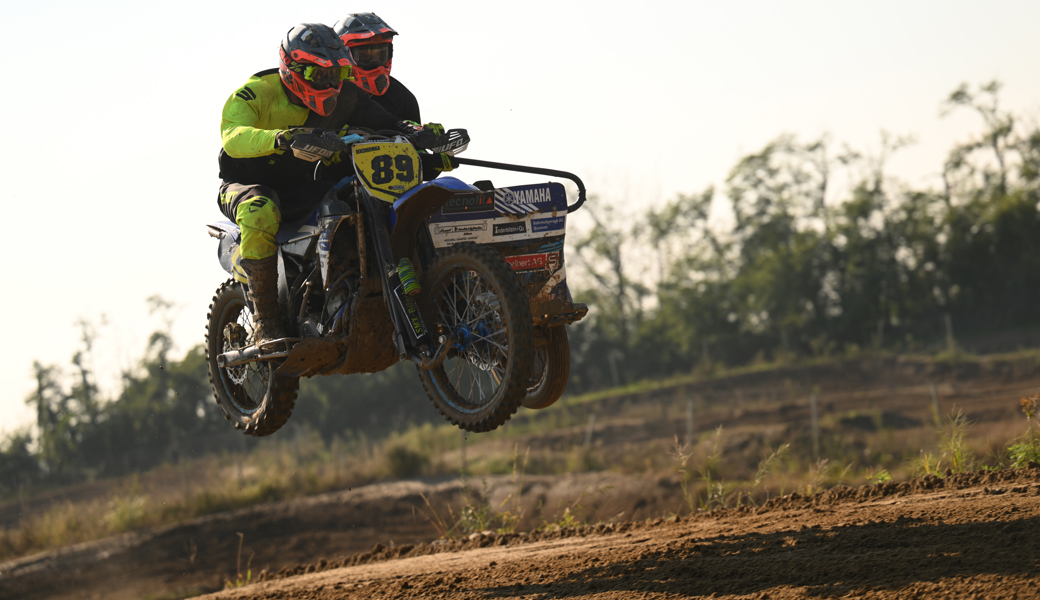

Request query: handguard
[
  {"left": 290, "top": 131, "right": 350, "bottom": 162},
  {"left": 426, "top": 129, "right": 470, "bottom": 155}
]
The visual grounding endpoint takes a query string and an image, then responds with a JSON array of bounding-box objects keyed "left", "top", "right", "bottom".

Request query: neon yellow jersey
[
  {"left": 220, "top": 71, "right": 309, "bottom": 158},
  {"left": 218, "top": 68, "right": 404, "bottom": 188}
]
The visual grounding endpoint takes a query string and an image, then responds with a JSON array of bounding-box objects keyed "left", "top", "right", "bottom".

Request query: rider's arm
[
  {"left": 347, "top": 88, "right": 420, "bottom": 136},
  {"left": 220, "top": 76, "right": 308, "bottom": 158}
]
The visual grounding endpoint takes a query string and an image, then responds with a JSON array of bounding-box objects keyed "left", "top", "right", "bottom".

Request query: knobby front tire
[
  {"left": 417, "top": 243, "right": 535, "bottom": 432},
  {"left": 206, "top": 279, "right": 298, "bottom": 437}
]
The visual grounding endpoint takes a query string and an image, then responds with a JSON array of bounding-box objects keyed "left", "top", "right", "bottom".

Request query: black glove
[{"left": 412, "top": 129, "right": 446, "bottom": 151}]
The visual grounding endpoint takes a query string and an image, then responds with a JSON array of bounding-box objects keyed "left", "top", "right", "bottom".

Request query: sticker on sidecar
[
  {"left": 505, "top": 252, "right": 560, "bottom": 272},
  {"left": 531, "top": 216, "right": 565, "bottom": 233},
  {"left": 428, "top": 182, "right": 567, "bottom": 246},
  {"left": 430, "top": 212, "right": 565, "bottom": 246},
  {"left": 441, "top": 192, "right": 496, "bottom": 215},
  {"left": 494, "top": 183, "right": 567, "bottom": 215},
  {"left": 433, "top": 222, "right": 488, "bottom": 235}
]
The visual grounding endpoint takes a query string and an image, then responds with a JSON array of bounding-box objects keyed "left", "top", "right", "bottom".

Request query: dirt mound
[
  {"left": 202, "top": 466, "right": 1040, "bottom": 600},
  {"left": 0, "top": 472, "right": 683, "bottom": 600}
]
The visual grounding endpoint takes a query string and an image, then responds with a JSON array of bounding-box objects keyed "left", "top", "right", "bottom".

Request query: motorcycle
[{"left": 204, "top": 129, "right": 588, "bottom": 437}]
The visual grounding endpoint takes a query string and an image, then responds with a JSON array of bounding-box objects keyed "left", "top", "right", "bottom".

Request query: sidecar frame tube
[{"left": 453, "top": 158, "right": 587, "bottom": 213}]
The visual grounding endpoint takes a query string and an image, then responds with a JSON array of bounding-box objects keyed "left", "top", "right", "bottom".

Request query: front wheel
[
  {"left": 206, "top": 279, "right": 299, "bottom": 437},
  {"left": 417, "top": 243, "right": 535, "bottom": 432},
  {"left": 522, "top": 326, "right": 570, "bottom": 410}
]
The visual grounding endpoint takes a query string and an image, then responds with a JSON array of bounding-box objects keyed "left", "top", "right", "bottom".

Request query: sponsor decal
[
  {"left": 505, "top": 252, "right": 560, "bottom": 272},
  {"left": 442, "top": 192, "right": 496, "bottom": 215},
  {"left": 493, "top": 222, "right": 527, "bottom": 236},
  {"left": 434, "top": 222, "right": 488, "bottom": 235},
  {"left": 394, "top": 288, "right": 426, "bottom": 338},
  {"left": 531, "top": 216, "right": 565, "bottom": 233},
  {"left": 354, "top": 146, "right": 380, "bottom": 154},
  {"left": 494, "top": 185, "right": 556, "bottom": 214},
  {"left": 404, "top": 295, "right": 426, "bottom": 337},
  {"left": 318, "top": 228, "right": 332, "bottom": 252}
]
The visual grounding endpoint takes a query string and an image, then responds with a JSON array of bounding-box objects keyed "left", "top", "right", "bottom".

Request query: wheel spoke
[{"left": 475, "top": 361, "right": 486, "bottom": 404}]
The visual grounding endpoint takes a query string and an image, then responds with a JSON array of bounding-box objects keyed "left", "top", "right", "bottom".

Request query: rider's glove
[
  {"left": 423, "top": 122, "right": 445, "bottom": 136},
  {"left": 275, "top": 129, "right": 294, "bottom": 150},
  {"left": 321, "top": 152, "right": 344, "bottom": 166},
  {"left": 410, "top": 127, "right": 445, "bottom": 151},
  {"left": 432, "top": 152, "right": 458, "bottom": 172}
]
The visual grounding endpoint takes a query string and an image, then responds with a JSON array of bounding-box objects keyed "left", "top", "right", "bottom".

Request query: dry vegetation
[{"left": 3, "top": 353, "right": 1040, "bottom": 564}]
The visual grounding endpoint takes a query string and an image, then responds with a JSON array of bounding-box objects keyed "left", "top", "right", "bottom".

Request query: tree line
[
  {"left": 3, "top": 81, "right": 1039, "bottom": 497},
  {"left": 565, "top": 81, "right": 1040, "bottom": 389}
]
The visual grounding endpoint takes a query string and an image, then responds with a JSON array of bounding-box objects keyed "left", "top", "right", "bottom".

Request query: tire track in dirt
[{"left": 202, "top": 467, "right": 1040, "bottom": 600}]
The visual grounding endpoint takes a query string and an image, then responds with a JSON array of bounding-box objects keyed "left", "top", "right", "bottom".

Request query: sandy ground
[
  {"left": 203, "top": 467, "right": 1040, "bottom": 600},
  {"left": 3, "top": 467, "right": 1039, "bottom": 600},
  {"left": 4, "top": 355, "right": 1040, "bottom": 599},
  {"left": 0, "top": 472, "right": 685, "bottom": 600}
]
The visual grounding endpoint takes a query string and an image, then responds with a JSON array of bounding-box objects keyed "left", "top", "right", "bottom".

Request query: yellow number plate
[{"left": 352, "top": 141, "right": 422, "bottom": 203}]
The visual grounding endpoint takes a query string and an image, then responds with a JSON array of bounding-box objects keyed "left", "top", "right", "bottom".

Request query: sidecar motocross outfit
[{"left": 217, "top": 69, "right": 412, "bottom": 263}]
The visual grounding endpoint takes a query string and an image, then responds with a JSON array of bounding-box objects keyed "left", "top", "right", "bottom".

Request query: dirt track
[
  {"left": 199, "top": 467, "right": 1040, "bottom": 600},
  {"left": 5, "top": 355, "right": 1040, "bottom": 599}
]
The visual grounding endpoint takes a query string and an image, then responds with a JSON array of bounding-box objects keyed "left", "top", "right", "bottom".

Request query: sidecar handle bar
[{"left": 454, "top": 158, "right": 587, "bottom": 213}]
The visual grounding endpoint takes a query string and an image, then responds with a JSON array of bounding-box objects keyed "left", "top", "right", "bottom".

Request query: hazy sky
[{"left": 2, "top": 0, "right": 1039, "bottom": 435}]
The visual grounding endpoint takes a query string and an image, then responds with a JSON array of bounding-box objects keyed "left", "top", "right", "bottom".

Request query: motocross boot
[{"left": 239, "top": 256, "right": 286, "bottom": 344}]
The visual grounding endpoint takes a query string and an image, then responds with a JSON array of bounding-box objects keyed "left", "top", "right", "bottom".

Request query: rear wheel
[
  {"left": 522, "top": 326, "right": 570, "bottom": 410},
  {"left": 205, "top": 279, "right": 299, "bottom": 437},
  {"left": 417, "top": 243, "right": 535, "bottom": 432}
]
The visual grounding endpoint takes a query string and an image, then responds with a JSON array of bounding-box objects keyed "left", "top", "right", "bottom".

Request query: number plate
[{"left": 351, "top": 141, "right": 422, "bottom": 203}]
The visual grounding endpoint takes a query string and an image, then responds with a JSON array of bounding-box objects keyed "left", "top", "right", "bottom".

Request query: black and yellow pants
[{"left": 217, "top": 180, "right": 334, "bottom": 260}]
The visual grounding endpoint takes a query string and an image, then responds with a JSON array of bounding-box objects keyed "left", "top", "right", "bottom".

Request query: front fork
[{"left": 356, "top": 191, "right": 450, "bottom": 368}]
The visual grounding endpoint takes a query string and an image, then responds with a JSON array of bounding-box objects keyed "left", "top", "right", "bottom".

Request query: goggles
[
  {"left": 303, "top": 65, "right": 354, "bottom": 89},
  {"left": 350, "top": 43, "right": 392, "bottom": 69}
]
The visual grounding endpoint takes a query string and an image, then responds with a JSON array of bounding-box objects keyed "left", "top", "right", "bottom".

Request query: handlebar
[
  {"left": 291, "top": 130, "right": 588, "bottom": 213},
  {"left": 453, "top": 158, "right": 587, "bottom": 213}
]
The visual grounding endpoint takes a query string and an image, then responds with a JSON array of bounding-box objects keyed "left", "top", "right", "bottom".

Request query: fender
[{"left": 389, "top": 176, "right": 480, "bottom": 258}]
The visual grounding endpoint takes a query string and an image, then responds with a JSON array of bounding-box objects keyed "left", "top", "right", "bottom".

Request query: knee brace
[{"left": 235, "top": 197, "right": 282, "bottom": 261}]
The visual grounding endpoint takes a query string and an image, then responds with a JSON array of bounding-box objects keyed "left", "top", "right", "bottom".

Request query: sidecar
[{"left": 426, "top": 166, "right": 588, "bottom": 409}]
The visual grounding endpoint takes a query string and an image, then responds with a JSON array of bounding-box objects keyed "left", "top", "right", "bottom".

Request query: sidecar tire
[
  {"left": 206, "top": 279, "right": 299, "bottom": 437},
  {"left": 522, "top": 326, "right": 570, "bottom": 410},
  {"left": 417, "top": 243, "right": 535, "bottom": 432}
]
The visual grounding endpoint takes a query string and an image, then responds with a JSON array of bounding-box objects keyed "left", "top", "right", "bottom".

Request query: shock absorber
[{"left": 397, "top": 257, "right": 421, "bottom": 296}]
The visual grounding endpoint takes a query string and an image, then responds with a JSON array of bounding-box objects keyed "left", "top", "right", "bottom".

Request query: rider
[
  {"left": 334, "top": 12, "right": 456, "bottom": 176},
  {"left": 333, "top": 13, "right": 419, "bottom": 122},
  {"left": 218, "top": 23, "right": 439, "bottom": 345}
]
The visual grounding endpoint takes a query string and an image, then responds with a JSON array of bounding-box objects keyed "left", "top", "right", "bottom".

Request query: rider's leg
[{"left": 218, "top": 183, "right": 286, "bottom": 343}]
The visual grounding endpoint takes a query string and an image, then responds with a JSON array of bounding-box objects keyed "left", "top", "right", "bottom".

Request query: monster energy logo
[{"left": 235, "top": 87, "right": 257, "bottom": 101}]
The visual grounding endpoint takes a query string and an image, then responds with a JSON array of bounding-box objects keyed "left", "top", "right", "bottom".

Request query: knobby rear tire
[
  {"left": 417, "top": 243, "right": 535, "bottom": 432},
  {"left": 206, "top": 279, "right": 299, "bottom": 437},
  {"left": 522, "top": 326, "right": 570, "bottom": 410}
]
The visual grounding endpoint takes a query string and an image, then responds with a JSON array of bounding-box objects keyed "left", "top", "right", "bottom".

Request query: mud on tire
[
  {"left": 417, "top": 243, "right": 535, "bottom": 432},
  {"left": 206, "top": 279, "right": 298, "bottom": 437},
  {"left": 522, "top": 326, "right": 570, "bottom": 410}
]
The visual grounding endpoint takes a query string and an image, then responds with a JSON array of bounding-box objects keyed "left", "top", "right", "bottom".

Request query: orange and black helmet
[
  {"left": 333, "top": 13, "right": 396, "bottom": 96},
  {"left": 278, "top": 23, "right": 354, "bottom": 116}
]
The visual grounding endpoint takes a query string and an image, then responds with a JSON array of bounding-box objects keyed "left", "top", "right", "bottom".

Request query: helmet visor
[
  {"left": 304, "top": 65, "right": 353, "bottom": 89},
  {"left": 351, "top": 43, "right": 392, "bottom": 69}
]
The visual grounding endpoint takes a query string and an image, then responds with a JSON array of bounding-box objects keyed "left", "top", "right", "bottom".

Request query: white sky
[{"left": 2, "top": 0, "right": 1039, "bottom": 436}]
